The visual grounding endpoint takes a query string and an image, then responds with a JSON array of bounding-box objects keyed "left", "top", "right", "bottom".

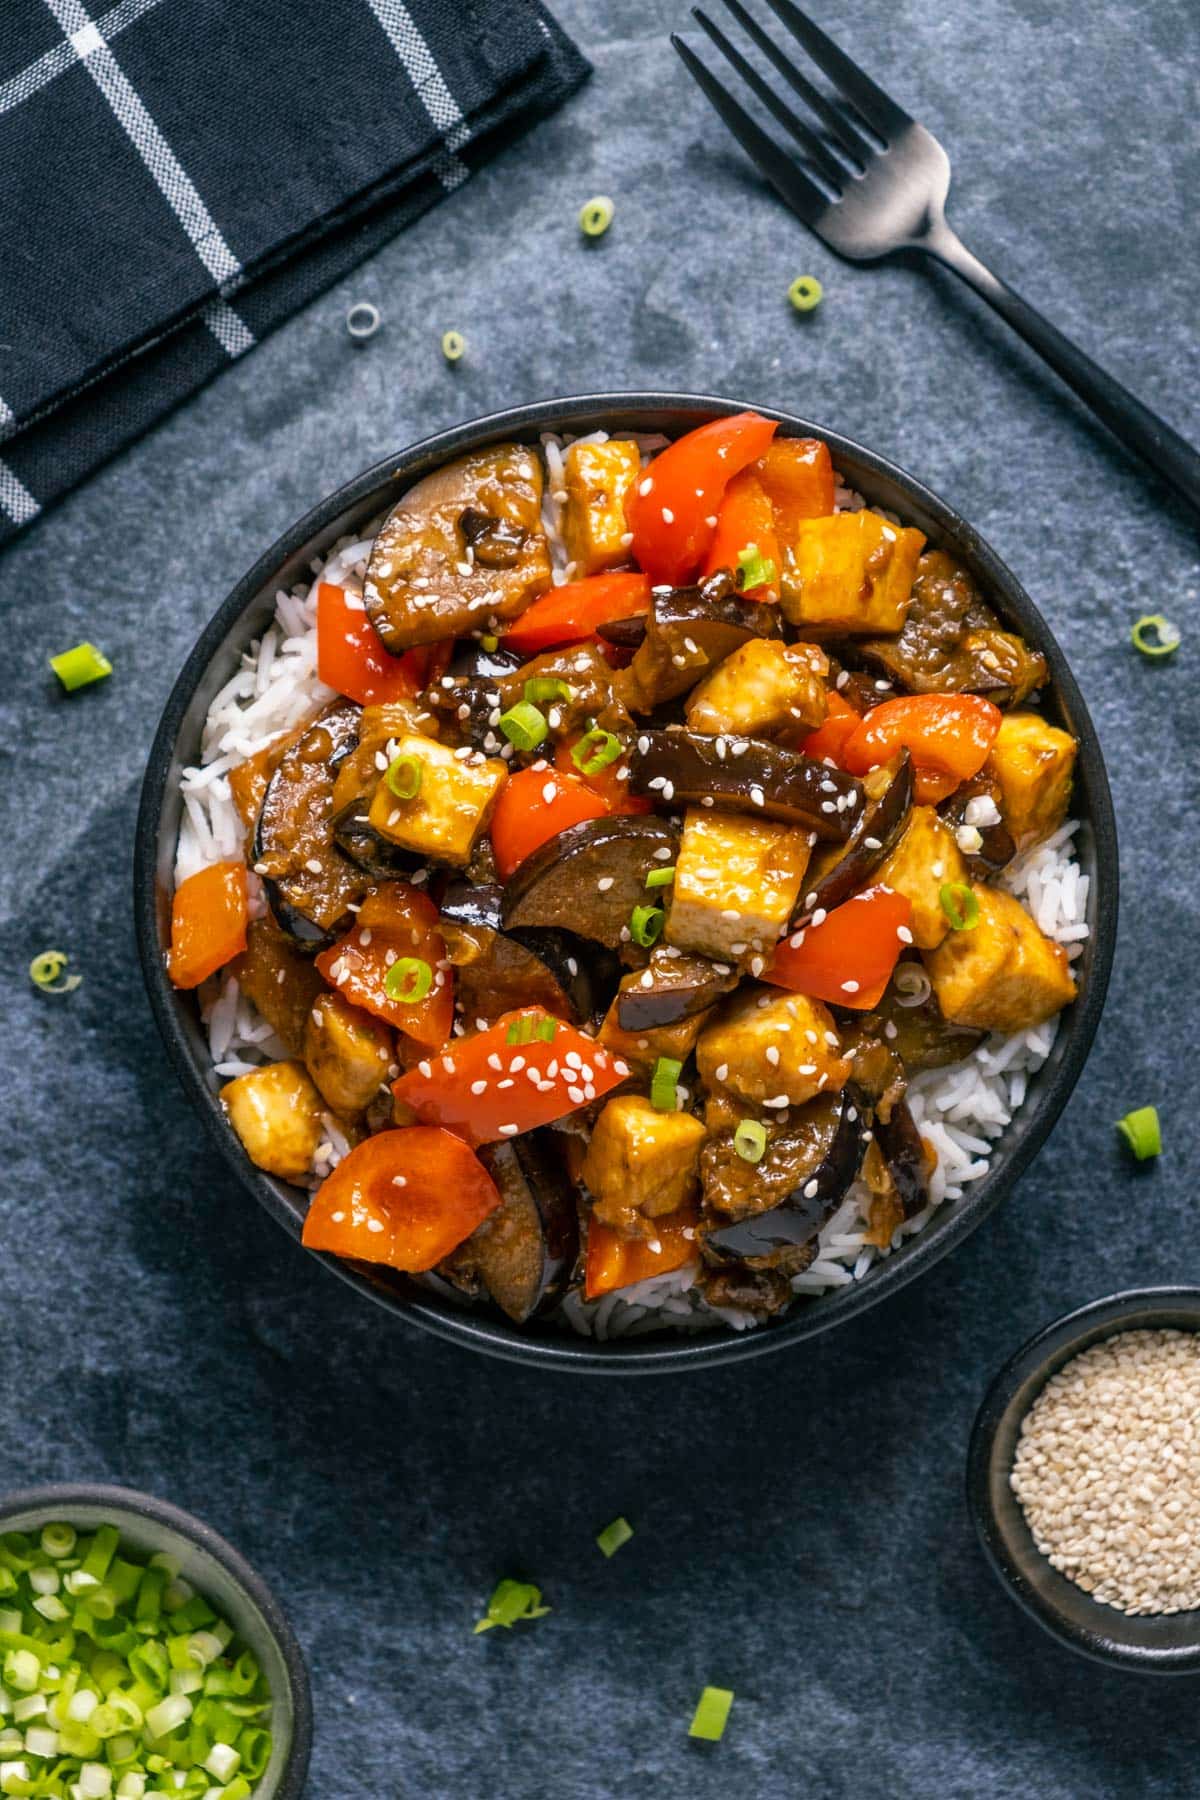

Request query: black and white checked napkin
[{"left": 0, "top": 0, "right": 588, "bottom": 545}]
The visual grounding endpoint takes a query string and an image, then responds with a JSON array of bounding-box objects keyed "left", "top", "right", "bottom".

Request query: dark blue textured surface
[{"left": 1, "top": 0, "right": 1198, "bottom": 1793}]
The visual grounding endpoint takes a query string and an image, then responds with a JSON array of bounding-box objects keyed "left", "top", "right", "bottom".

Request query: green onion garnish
[
  {"left": 498, "top": 700, "right": 549, "bottom": 751},
  {"left": 629, "top": 903, "right": 664, "bottom": 947},
  {"left": 506, "top": 1015, "right": 538, "bottom": 1045},
  {"left": 689, "top": 1685, "right": 734, "bottom": 1741},
  {"left": 733, "top": 1119, "right": 767, "bottom": 1164},
  {"left": 939, "top": 882, "right": 979, "bottom": 931},
  {"left": 1130, "top": 614, "right": 1181, "bottom": 658},
  {"left": 650, "top": 1056, "right": 682, "bottom": 1112},
  {"left": 480, "top": 633, "right": 499, "bottom": 652},
  {"left": 571, "top": 727, "right": 623, "bottom": 776},
  {"left": 29, "top": 949, "right": 82, "bottom": 995},
  {"left": 1116, "top": 1105, "right": 1162, "bottom": 1161},
  {"left": 441, "top": 329, "right": 466, "bottom": 363},
  {"left": 735, "top": 544, "right": 777, "bottom": 591},
  {"left": 524, "top": 676, "right": 573, "bottom": 707},
  {"left": 49, "top": 641, "right": 112, "bottom": 692},
  {"left": 645, "top": 865, "right": 675, "bottom": 889},
  {"left": 579, "top": 195, "right": 615, "bottom": 238},
  {"left": 385, "top": 753, "right": 423, "bottom": 799},
  {"left": 596, "top": 1518, "right": 634, "bottom": 1559},
  {"left": 473, "top": 1578, "right": 550, "bottom": 1634},
  {"left": 788, "top": 273, "right": 823, "bottom": 313},
  {"left": 384, "top": 957, "right": 433, "bottom": 1003},
  {"left": 534, "top": 1018, "right": 558, "bottom": 1043}
]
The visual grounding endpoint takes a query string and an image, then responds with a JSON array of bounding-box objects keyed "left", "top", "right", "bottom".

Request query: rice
[{"left": 175, "top": 436, "right": 1090, "bottom": 1338}]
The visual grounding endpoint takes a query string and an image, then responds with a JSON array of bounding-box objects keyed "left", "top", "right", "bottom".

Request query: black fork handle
[{"left": 923, "top": 220, "right": 1200, "bottom": 514}]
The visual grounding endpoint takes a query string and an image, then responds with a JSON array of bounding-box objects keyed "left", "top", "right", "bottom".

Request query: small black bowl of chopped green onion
[
  {"left": 967, "top": 1287, "right": 1200, "bottom": 1673},
  {"left": 0, "top": 1484, "right": 311, "bottom": 1795}
]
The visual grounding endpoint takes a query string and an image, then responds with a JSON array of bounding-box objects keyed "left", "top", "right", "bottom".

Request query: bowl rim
[
  {"left": 0, "top": 1481, "right": 312, "bottom": 1790},
  {"left": 966, "top": 1287, "right": 1200, "bottom": 1673},
  {"left": 134, "top": 389, "right": 1118, "bottom": 1374}
]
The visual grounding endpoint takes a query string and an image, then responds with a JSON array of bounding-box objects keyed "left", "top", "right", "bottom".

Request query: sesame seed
[
  {"left": 470, "top": 1080, "right": 487, "bottom": 1095},
  {"left": 597, "top": 876, "right": 614, "bottom": 892},
  {"left": 803, "top": 1179, "right": 819, "bottom": 1198},
  {"left": 497, "top": 1123, "right": 519, "bottom": 1136},
  {"left": 841, "top": 980, "right": 860, "bottom": 994},
  {"left": 639, "top": 477, "right": 653, "bottom": 496},
  {"left": 715, "top": 1063, "right": 729, "bottom": 1081},
  {"left": 418, "top": 1060, "right": 432, "bottom": 1078},
  {"left": 766, "top": 1046, "right": 780, "bottom": 1066},
  {"left": 763, "top": 1094, "right": 790, "bottom": 1108},
  {"left": 661, "top": 506, "right": 674, "bottom": 523},
  {"left": 567, "top": 1086, "right": 585, "bottom": 1104}
]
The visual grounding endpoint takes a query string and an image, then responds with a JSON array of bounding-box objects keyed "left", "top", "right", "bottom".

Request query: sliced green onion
[
  {"left": 788, "top": 274, "right": 823, "bottom": 313},
  {"left": 1116, "top": 1105, "right": 1162, "bottom": 1161},
  {"left": 579, "top": 195, "right": 614, "bottom": 238},
  {"left": 689, "top": 1685, "right": 734, "bottom": 1741},
  {"left": 939, "top": 882, "right": 979, "bottom": 931},
  {"left": 596, "top": 1517, "right": 634, "bottom": 1559},
  {"left": 1130, "top": 614, "right": 1180, "bottom": 658},
  {"left": 524, "top": 676, "right": 572, "bottom": 707},
  {"left": 473, "top": 1578, "right": 550, "bottom": 1634},
  {"left": 29, "top": 949, "right": 81, "bottom": 994},
  {"left": 735, "top": 544, "right": 777, "bottom": 592},
  {"left": 650, "top": 1056, "right": 682, "bottom": 1112},
  {"left": 534, "top": 1018, "right": 557, "bottom": 1043},
  {"left": 645, "top": 864, "right": 675, "bottom": 889},
  {"left": 498, "top": 700, "right": 548, "bottom": 751},
  {"left": 385, "top": 753, "right": 423, "bottom": 800},
  {"left": 50, "top": 642, "right": 112, "bottom": 692},
  {"left": 384, "top": 957, "right": 433, "bottom": 1004},
  {"left": 39, "top": 1523, "right": 76, "bottom": 1559},
  {"left": 506, "top": 1015, "right": 537, "bottom": 1046},
  {"left": 571, "top": 727, "right": 623, "bottom": 776},
  {"left": 480, "top": 633, "right": 499, "bottom": 652},
  {"left": 441, "top": 329, "right": 466, "bottom": 363},
  {"left": 630, "top": 904, "right": 664, "bottom": 947},
  {"left": 733, "top": 1119, "right": 767, "bottom": 1164}
]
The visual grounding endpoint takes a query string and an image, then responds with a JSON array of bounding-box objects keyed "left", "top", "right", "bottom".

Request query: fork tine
[
  {"left": 671, "top": 34, "right": 831, "bottom": 227},
  {"left": 692, "top": 8, "right": 846, "bottom": 190},
  {"left": 717, "top": 0, "right": 870, "bottom": 165},
  {"left": 761, "top": 0, "right": 913, "bottom": 142}
]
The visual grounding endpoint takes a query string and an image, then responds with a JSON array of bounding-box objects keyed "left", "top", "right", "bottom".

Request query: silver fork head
[{"left": 673, "top": 0, "right": 952, "bottom": 262}]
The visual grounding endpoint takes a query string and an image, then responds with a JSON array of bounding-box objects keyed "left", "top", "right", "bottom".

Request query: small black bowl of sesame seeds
[{"left": 968, "top": 1287, "right": 1200, "bottom": 1672}]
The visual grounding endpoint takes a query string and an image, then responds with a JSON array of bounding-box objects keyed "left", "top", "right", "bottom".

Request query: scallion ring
[
  {"left": 650, "top": 1056, "right": 682, "bottom": 1113},
  {"left": 788, "top": 274, "right": 823, "bottom": 313},
  {"left": 498, "top": 700, "right": 548, "bottom": 751},
  {"left": 733, "top": 1119, "right": 767, "bottom": 1164},
  {"left": 645, "top": 864, "right": 675, "bottom": 889},
  {"left": 735, "top": 544, "right": 777, "bottom": 592},
  {"left": 893, "top": 963, "right": 931, "bottom": 1008},
  {"left": 441, "top": 329, "right": 466, "bottom": 363},
  {"left": 345, "top": 301, "right": 381, "bottom": 341},
  {"left": 938, "top": 882, "right": 979, "bottom": 932},
  {"left": 571, "top": 727, "right": 622, "bottom": 776},
  {"left": 385, "top": 753, "right": 423, "bottom": 800},
  {"left": 579, "top": 195, "right": 615, "bottom": 238},
  {"left": 384, "top": 957, "right": 433, "bottom": 1004},
  {"left": 524, "top": 676, "right": 573, "bottom": 707},
  {"left": 629, "top": 903, "right": 664, "bottom": 947},
  {"left": 689, "top": 1686, "right": 734, "bottom": 1742},
  {"left": 50, "top": 641, "right": 112, "bottom": 692},
  {"left": 473, "top": 1578, "right": 550, "bottom": 1634},
  {"left": 1130, "top": 614, "right": 1180, "bottom": 658},
  {"left": 534, "top": 1018, "right": 557, "bottom": 1043},
  {"left": 596, "top": 1517, "right": 634, "bottom": 1558},
  {"left": 30, "top": 949, "right": 81, "bottom": 995},
  {"left": 1116, "top": 1105, "right": 1162, "bottom": 1161},
  {"left": 506, "top": 1015, "right": 537, "bottom": 1046}
]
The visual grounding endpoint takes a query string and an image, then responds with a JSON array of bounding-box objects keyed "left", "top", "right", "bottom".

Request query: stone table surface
[{"left": 2, "top": 0, "right": 1199, "bottom": 1793}]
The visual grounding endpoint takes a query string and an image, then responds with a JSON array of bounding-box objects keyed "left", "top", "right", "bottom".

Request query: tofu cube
[
  {"left": 582, "top": 1096, "right": 707, "bottom": 1231},
  {"left": 685, "top": 638, "right": 829, "bottom": 739},
  {"left": 304, "top": 992, "right": 394, "bottom": 1116},
  {"left": 367, "top": 733, "right": 507, "bottom": 867},
  {"left": 874, "top": 805, "right": 968, "bottom": 950},
  {"left": 696, "top": 989, "right": 849, "bottom": 1108},
  {"left": 781, "top": 511, "right": 925, "bottom": 635},
  {"left": 221, "top": 1061, "right": 324, "bottom": 1181},
  {"left": 987, "top": 712, "right": 1077, "bottom": 847},
  {"left": 562, "top": 438, "right": 642, "bottom": 576},
  {"left": 666, "top": 809, "right": 812, "bottom": 966},
  {"left": 924, "top": 886, "right": 1077, "bottom": 1032}
]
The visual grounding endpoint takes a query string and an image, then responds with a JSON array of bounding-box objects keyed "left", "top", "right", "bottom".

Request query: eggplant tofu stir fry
[{"left": 170, "top": 413, "right": 1081, "bottom": 1329}]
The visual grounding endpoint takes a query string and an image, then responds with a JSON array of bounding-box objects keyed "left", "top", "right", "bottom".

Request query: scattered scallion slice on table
[
  {"left": 650, "top": 1056, "right": 682, "bottom": 1113},
  {"left": 787, "top": 273, "right": 823, "bottom": 312},
  {"left": 688, "top": 1685, "right": 734, "bottom": 1741},
  {"left": 578, "top": 195, "right": 614, "bottom": 238},
  {"left": 473, "top": 1579, "right": 549, "bottom": 1634},
  {"left": 498, "top": 700, "right": 548, "bottom": 751},
  {"left": 49, "top": 642, "right": 112, "bottom": 692},
  {"left": 596, "top": 1518, "right": 634, "bottom": 1559},
  {"left": 29, "top": 949, "right": 82, "bottom": 995},
  {"left": 939, "top": 882, "right": 980, "bottom": 931},
  {"left": 1130, "top": 614, "right": 1180, "bottom": 658},
  {"left": 1116, "top": 1105, "right": 1162, "bottom": 1161},
  {"left": 441, "top": 329, "right": 466, "bottom": 363}
]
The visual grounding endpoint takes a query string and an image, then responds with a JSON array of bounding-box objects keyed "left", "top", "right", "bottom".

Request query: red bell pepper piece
[
  {"left": 301, "top": 1126, "right": 501, "bottom": 1272},
  {"left": 800, "top": 689, "right": 861, "bottom": 766},
  {"left": 502, "top": 572, "right": 651, "bottom": 655},
  {"left": 553, "top": 738, "right": 652, "bottom": 816},
  {"left": 584, "top": 1201, "right": 701, "bottom": 1300},
  {"left": 841, "top": 693, "right": 1002, "bottom": 805},
  {"left": 755, "top": 436, "right": 836, "bottom": 533},
  {"left": 766, "top": 884, "right": 913, "bottom": 1011},
  {"left": 489, "top": 764, "right": 610, "bottom": 881},
  {"left": 316, "top": 582, "right": 427, "bottom": 706},
  {"left": 626, "top": 412, "right": 779, "bottom": 585},
  {"left": 393, "top": 1008, "right": 628, "bottom": 1146},
  {"left": 315, "top": 881, "right": 453, "bottom": 1049},
  {"left": 168, "top": 861, "right": 248, "bottom": 989},
  {"left": 701, "top": 469, "right": 781, "bottom": 596}
]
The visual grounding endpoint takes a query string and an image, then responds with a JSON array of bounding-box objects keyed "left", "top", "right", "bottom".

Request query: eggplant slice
[
  {"left": 703, "top": 1085, "right": 869, "bottom": 1259},
  {"left": 442, "top": 1133, "right": 579, "bottom": 1322},
  {"left": 939, "top": 773, "right": 1017, "bottom": 881},
  {"left": 254, "top": 701, "right": 368, "bottom": 948},
  {"left": 439, "top": 882, "right": 593, "bottom": 1023},
  {"left": 874, "top": 1095, "right": 930, "bottom": 1221},
  {"left": 501, "top": 816, "right": 680, "bottom": 948},
  {"left": 616, "top": 947, "right": 738, "bottom": 1032},
  {"left": 859, "top": 550, "right": 1047, "bottom": 705},
  {"left": 629, "top": 728, "right": 863, "bottom": 842},
  {"left": 628, "top": 571, "right": 781, "bottom": 707},
  {"left": 798, "top": 752, "right": 914, "bottom": 917}
]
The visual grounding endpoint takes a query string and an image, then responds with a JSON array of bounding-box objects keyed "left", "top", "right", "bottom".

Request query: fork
[{"left": 673, "top": 0, "right": 1200, "bottom": 513}]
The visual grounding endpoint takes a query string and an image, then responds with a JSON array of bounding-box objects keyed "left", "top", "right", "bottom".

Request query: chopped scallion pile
[
  {"left": 688, "top": 1685, "right": 734, "bottom": 1741},
  {"left": 649, "top": 1056, "right": 682, "bottom": 1113},
  {"left": 571, "top": 728, "right": 622, "bottom": 776},
  {"left": 596, "top": 1518, "right": 633, "bottom": 1559},
  {"left": 498, "top": 700, "right": 548, "bottom": 751},
  {"left": 384, "top": 956, "right": 433, "bottom": 1003},
  {"left": 473, "top": 1579, "right": 550, "bottom": 1634},
  {"left": 441, "top": 329, "right": 466, "bottom": 363},
  {"left": 29, "top": 949, "right": 82, "bottom": 995},
  {"left": 629, "top": 903, "right": 664, "bottom": 948},
  {"left": 788, "top": 274, "right": 823, "bottom": 312},
  {"left": 733, "top": 1119, "right": 767, "bottom": 1164},
  {"left": 1116, "top": 1105, "right": 1162, "bottom": 1161},
  {"left": 578, "top": 195, "right": 615, "bottom": 238},
  {"left": 50, "top": 642, "right": 112, "bottom": 693},
  {"left": 1130, "top": 614, "right": 1180, "bottom": 658},
  {"left": 938, "top": 882, "right": 979, "bottom": 931}
]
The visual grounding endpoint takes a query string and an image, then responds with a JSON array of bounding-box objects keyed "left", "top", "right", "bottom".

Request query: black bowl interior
[
  {"left": 0, "top": 1483, "right": 311, "bottom": 1794},
  {"left": 134, "top": 392, "right": 1118, "bottom": 1373},
  {"left": 966, "top": 1290, "right": 1200, "bottom": 1673}
]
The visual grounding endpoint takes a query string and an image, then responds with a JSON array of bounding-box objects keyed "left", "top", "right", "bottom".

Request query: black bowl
[
  {"left": 967, "top": 1289, "right": 1200, "bottom": 1672},
  {"left": 134, "top": 392, "right": 1118, "bottom": 1373},
  {"left": 0, "top": 1482, "right": 312, "bottom": 1792}
]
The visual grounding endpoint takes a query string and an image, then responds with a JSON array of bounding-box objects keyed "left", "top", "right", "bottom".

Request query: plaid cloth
[{"left": 0, "top": 0, "right": 588, "bottom": 545}]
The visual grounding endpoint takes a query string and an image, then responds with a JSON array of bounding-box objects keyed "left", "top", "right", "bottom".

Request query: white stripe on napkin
[
  {"left": 363, "top": 0, "right": 471, "bottom": 189},
  {"left": 0, "top": 461, "right": 41, "bottom": 526},
  {"left": 0, "top": 0, "right": 167, "bottom": 118}
]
